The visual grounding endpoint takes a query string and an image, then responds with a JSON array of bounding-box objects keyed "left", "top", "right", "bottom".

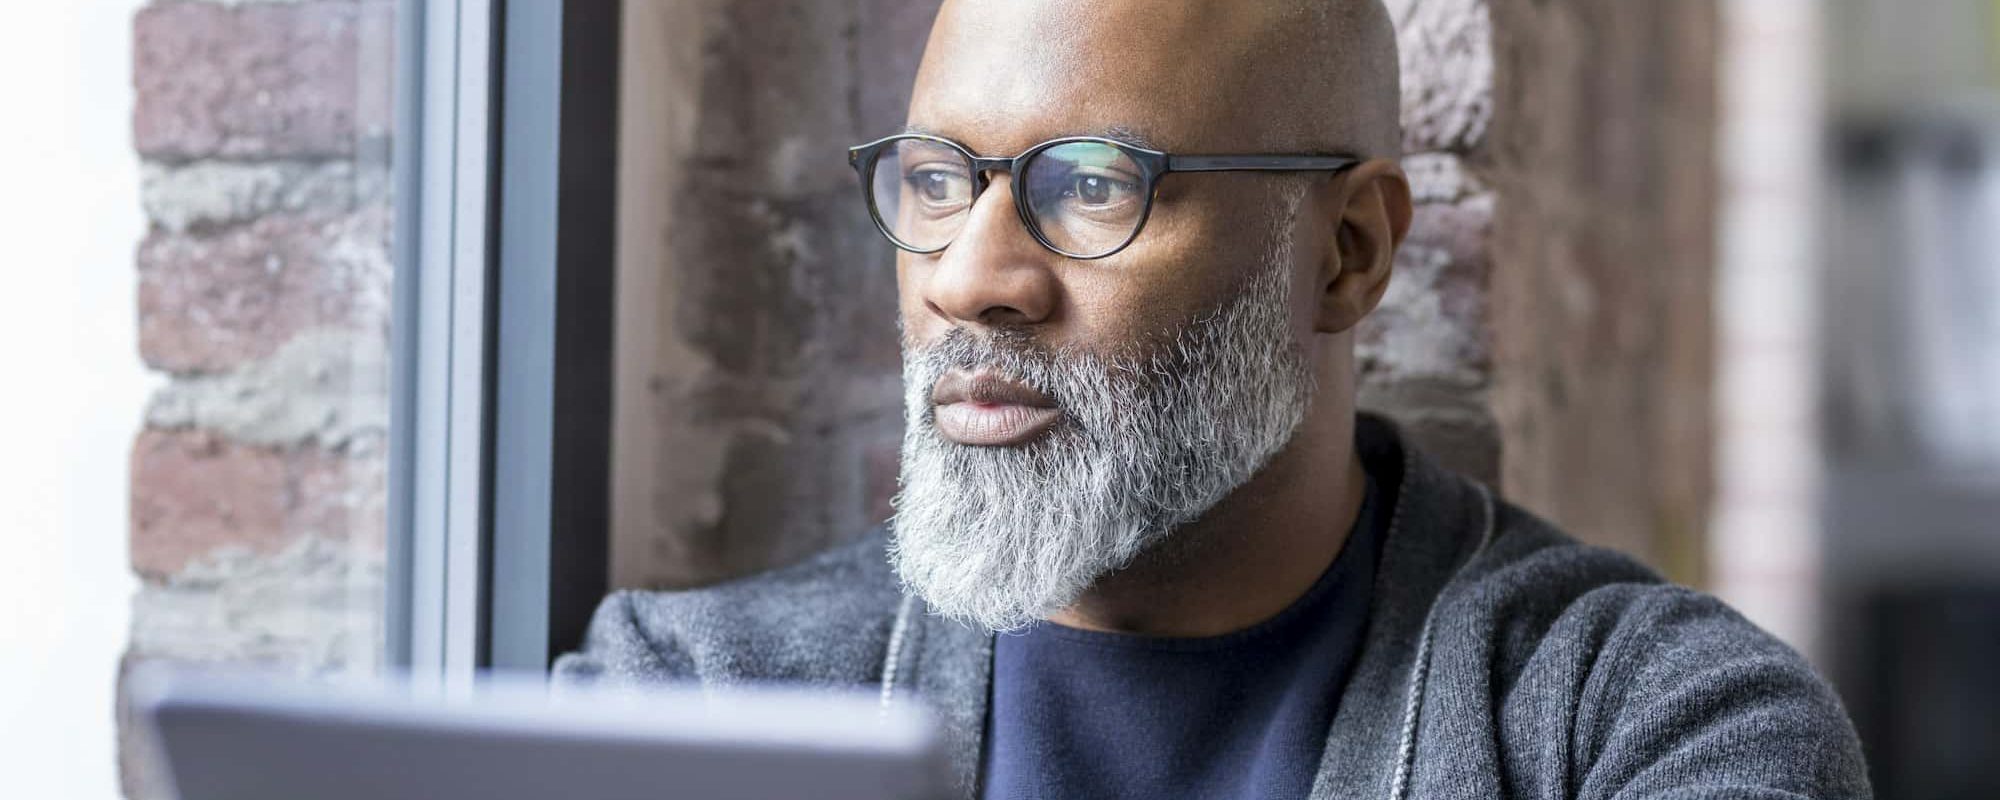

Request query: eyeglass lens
[
  {"left": 871, "top": 138, "right": 973, "bottom": 252},
  {"left": 868, "top": 137, "right": 1149, "bottom": 258}
]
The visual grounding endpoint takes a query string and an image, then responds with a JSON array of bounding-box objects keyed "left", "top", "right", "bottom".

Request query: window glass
[{"left": 120, "top": 1, "right": 399, "bottom": 793}]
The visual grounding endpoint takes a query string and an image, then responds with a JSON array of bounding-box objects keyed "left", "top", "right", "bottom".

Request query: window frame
[
  {"left": 388, "top": 0, "right": 619, "bottom": 682},
  {"left": 488, "top": 0, "right": 621, "bottom": 673}
]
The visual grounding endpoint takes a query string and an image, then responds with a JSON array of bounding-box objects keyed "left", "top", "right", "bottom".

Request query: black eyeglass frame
[{"left": 847, "top": 133, "right": 1360, "bottom": 260}]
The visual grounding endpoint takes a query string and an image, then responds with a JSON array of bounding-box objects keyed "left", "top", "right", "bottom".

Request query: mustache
[
  {"left": 906, "top": 327, "right": 1053, "bottom": 365},
  {"left": 905, "top": 327, "right": 1069, "bottom": 396}
]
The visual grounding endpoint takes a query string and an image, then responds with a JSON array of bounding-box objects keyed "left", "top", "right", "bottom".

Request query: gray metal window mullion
[
  {"left": 488, "top": 0, "right": 619, "bottom": 673},
  {"left": 388, "top": 0, "right": 496, "bottom": 686},
  {"left": 443, "top": 0, "right": 496, "bottom": 684},
  {"left": 385, "top": 0, "right": 424, "bottom": 673}
]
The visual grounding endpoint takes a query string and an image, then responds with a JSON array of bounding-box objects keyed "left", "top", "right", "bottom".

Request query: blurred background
[{"left": 0, "top": 0, "right": 1994, "bottom": 798}]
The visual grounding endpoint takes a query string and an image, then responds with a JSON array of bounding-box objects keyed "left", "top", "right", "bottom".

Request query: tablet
[{"left": 128, "top": 667, "right": 947, "bottom": 800}]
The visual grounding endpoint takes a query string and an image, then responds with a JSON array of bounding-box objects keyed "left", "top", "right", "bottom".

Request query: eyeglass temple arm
[{"left": 1165, "top": 155, "right": 1358, "bottom": 173}]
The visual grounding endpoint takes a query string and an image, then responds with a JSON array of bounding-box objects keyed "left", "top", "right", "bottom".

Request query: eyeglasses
[{"left": 847, "top": 134, "right": 1359, "bottom": 260}]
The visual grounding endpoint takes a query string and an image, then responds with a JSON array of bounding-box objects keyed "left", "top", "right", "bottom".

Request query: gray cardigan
[{"left": 554, "top": 416, "right": 1871, "bottom": 799}]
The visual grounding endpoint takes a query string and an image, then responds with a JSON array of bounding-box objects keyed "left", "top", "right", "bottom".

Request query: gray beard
[{"left": 889, "top": 219, "right": 1315, "bottom": 632}]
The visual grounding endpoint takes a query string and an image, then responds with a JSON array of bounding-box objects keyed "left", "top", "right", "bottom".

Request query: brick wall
[
  {"left": 1360, "top": 0, "right": 1502, "bottom": 483},
  {"left": 611, "top": 0, "right": 928, "bottom": 589},
  {"left": 613, "top": 0, "right": 1719, "bottom": 589},
  {"left": 1375, "top": 0, "right": 1719, "bottom": 581},
  {"left": 1487, "top": 0, "right": 1719, "bottom": 581},
  {"left": 121, "top": 1, "right": 395, "bottom": 796},
  {"left": 1710, "top": 0, "right": 1822, "bottom": 656}
]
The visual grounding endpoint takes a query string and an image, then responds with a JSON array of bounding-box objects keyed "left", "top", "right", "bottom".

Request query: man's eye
[
  {"left": 907, "top": 170, "right": 966, "bottom": 204},
  {"left": 1064, "top": 174, "right": 1137, "bottom": 207}
]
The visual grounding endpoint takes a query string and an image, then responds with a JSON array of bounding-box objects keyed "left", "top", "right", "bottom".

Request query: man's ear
[{"left": 1314, "top": 158, "right": 1412, "bottom": 334}]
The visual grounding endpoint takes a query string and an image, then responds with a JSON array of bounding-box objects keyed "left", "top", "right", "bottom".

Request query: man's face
[
  {"left": 888, "top": 1, "right": 1327, "bottom": 631},
  {"left": 894, "top": 1, "right": 1323, "bottom": 365}
]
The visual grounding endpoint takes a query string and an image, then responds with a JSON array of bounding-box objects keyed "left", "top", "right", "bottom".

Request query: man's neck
[{"left": 1046, "top": 407, "right": 1367, "bottom": 638}]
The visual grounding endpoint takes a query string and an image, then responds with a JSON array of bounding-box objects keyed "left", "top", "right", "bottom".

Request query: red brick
[
  {"left": 1393, "top": 0, "right": 1495, "bottom": 154},
  {"left": 1357, "top": 196, "right": 1495, "bottom": 381},
  {"left": 129, "top": 429, "right": 386, "bottom": 580},
  {"left": 133, "top": 1, "right": 396, "bottom": 160},
  {"left": 137, "top": 207, "right": 392, "bottom": 374}
]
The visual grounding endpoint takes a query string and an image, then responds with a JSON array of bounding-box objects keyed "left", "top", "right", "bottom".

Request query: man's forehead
[{"left": 907, "top": 0, "right": 1294, "bottom": 154}]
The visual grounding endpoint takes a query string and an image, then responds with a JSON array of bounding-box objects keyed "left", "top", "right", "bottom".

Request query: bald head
[
  {"left": 894, "top": 0, "right": 1413, "bottom": 361},
  {"left": 911, "top": 0, "right": 1401, "bottom": 159}
]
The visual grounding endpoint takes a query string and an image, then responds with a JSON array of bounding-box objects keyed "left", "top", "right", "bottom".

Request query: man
[{"left": 556, "top": 1, "right": 1870, "bottom": 798}]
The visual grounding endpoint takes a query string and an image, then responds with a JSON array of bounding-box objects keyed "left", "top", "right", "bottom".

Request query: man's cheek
[{"left": 1074, "top": 267, "right": 1235, "bottom": 351}]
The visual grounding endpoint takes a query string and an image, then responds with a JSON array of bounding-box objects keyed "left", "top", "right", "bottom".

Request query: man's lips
[{"left": 930, "top": 370, "right": 1062, "bottom": 446}]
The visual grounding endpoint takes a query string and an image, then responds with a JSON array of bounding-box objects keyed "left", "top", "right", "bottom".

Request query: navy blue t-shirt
[{"left": 980, "top": 475, "right": 1383, "bottom": 800}]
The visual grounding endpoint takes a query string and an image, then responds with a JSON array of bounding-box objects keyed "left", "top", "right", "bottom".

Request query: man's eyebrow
[
  {"left": 1097, "top": 126, "right": 1158, "bottom": 150},
  {"left": 895, "top": 124, "right": 1162, "bottom": 152}
]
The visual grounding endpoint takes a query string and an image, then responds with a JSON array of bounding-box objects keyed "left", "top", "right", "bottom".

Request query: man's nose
[{"left": 920, "top": 175, "right": 1059, "bottom": 328}]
